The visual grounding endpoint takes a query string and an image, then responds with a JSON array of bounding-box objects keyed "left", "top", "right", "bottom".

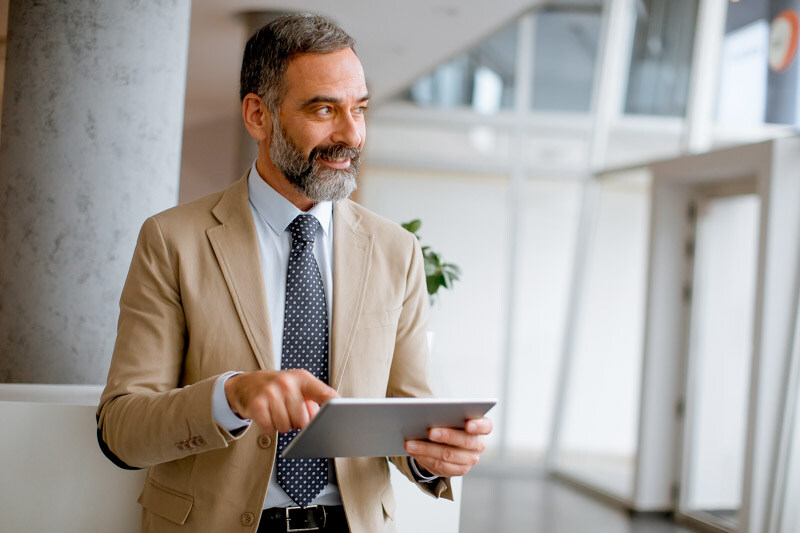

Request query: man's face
[{"left": 269, "top": 48, "right": 369, "bottom": 202}]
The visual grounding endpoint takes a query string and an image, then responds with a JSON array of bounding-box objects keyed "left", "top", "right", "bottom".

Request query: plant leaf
[
  {"left": 401, "top": 219, "right": 422, "bottom": 234},
  {"left": 402, "top": 218, "right": 461, "bottom": 301}
]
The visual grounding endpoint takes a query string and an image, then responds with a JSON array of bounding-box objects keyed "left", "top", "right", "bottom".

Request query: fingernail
[
  {"left": 407, "top": 442, "right": 418, "bottom": 452},
  {"left": 467, "top": 422, "right": 476, "bottom": 432},
  {"left": 430, "top": 429, "right": 440, "bottom": 439}
]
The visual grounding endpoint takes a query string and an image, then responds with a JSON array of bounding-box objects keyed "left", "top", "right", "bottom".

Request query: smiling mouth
[{"left": 319, "top": 155, "right": 351, "bottom": 169}]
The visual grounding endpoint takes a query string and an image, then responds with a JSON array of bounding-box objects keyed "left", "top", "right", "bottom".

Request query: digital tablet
[{"left": 280, "top": 397, "right": 496, "bottom": 458}]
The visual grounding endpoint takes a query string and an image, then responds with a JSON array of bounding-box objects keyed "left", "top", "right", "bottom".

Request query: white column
[
  {"left": 496, "top": 10, "right": 534, "bottom": 460},
  {"left": 588, "top": 0, "right": 636, "bottom": 172},
  {"left": 681, "top": 0, "right": 728, "bottom": 153},
  {"left": 0, "top": 0, "right": 191, "bottom": 384}
]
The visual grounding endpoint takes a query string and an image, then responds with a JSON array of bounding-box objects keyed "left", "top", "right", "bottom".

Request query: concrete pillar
[{"left": 0, "top": 0, "right": 191, "bottom": 384}]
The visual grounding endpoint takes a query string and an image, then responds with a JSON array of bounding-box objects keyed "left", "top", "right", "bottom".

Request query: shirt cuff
[
  {"left": 212, "top": 371, "right": 251, "bottom": 433},
  {"left": 408, "top": 457, "right": 438, "bottom": 483}
]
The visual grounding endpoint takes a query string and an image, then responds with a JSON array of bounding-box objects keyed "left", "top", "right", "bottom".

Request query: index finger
[
  {"left": 298, "top": 372, "right": 339, "bottom": 404},
  {"left": 465, "top": 417, "right": 493, "bottom": 435}
]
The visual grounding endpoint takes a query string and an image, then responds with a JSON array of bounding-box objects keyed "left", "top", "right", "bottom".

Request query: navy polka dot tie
[{"left": 276, "top": 214, "right": 329, "bottom": 508}]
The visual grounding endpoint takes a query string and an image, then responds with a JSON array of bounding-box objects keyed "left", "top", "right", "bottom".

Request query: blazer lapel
[
  {"left": 206, "top": 176, "right": 274, "bottom": 371},
  {"left": 330, "top": 201, "right": 373, "bottom": 390}
]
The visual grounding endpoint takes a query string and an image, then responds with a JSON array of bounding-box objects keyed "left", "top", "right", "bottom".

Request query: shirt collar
[{"left": 247, "top": 162, "right": 332, "bottom": 237}]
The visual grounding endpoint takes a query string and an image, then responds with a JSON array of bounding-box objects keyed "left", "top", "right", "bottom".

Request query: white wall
[
  {"left": 359, "top": 166, "right": 510, "bottom": 455},
  {"left": 360, "top": 166, "right": 645, "bottom": 463}
]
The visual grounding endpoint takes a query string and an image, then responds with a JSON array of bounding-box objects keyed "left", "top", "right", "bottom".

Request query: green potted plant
[{"left": 401, "top": 219, "right": 461, "bottom": 304}]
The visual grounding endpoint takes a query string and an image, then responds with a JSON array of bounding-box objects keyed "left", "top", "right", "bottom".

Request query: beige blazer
[{"left": 97, "top": 176, "right": 452, "bottom": 532}]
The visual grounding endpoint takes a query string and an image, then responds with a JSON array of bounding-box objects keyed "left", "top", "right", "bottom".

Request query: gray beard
[{"left": 269, "top": 117, "right": 359, "bottom": 202}]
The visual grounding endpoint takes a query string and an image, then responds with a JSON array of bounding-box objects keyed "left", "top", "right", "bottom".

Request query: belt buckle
[{"left": 285, "top": 505, "right": 326, "bottom": 532}]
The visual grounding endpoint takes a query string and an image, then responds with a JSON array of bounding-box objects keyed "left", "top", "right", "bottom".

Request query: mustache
[{"left": 309, "top": 144, "right": 361, "bottom": 165}]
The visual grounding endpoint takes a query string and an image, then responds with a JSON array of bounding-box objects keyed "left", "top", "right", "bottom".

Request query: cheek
[
  {"left": 304, "top": 128, "right": 333, "bottom": 151},
  {"left": 283, "top": 120, "right": 324, "bottom": 153}
]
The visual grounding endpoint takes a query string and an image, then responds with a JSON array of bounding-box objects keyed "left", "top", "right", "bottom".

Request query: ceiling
[{"left": 184, "top": 0, "right": 546, "bottom": 126}]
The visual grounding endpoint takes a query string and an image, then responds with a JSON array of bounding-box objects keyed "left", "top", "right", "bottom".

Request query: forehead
[{"left": 283, "top": 48, "right": 367, "bottom": 101}]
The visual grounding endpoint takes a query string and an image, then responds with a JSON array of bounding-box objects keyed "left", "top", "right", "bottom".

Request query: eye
[
  {"left": 316, "top": 106, "right": 333, "bottom": 116},
  {"left": 353, "top": 105, "right": 369, "bottom": 116}
]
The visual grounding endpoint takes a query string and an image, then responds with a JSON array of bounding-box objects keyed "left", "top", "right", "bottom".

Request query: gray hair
[{"left": 239, "top": 13, "right": 356, "bottom": 112}]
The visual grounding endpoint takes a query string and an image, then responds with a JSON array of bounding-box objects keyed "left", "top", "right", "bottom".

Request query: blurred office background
[{"left": 1, "top": 1, "right": 800, "bottom": 532}]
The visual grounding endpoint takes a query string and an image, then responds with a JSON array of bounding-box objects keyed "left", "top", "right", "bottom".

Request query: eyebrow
[{"left": 299, "top": 93, "right": 371, "bottom": 109}]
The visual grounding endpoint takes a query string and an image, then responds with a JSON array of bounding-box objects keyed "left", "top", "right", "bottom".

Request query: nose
[{"left": 330, "top": 112, "right": 363, "bottom": 148}]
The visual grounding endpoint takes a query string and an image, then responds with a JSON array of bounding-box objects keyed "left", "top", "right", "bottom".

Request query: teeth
[{"left": 323, "top": 156, "right": 348, "bottom": 162}]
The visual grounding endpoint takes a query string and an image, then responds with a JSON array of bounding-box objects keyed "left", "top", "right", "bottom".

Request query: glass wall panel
[
  {"left": 359, "top": 167, "right": 510, "bottom": 457},
  {"left": 681, "top": 194, "right": 760, "bottom": 531},
  {"left": 556, "top": 170, "right": 651, "bottom": 499},
  {"left": 405, "top": 21, "right": 518, "bottom": 112},
  {"left": 531, "top": 5, "right": 602, "bottom": 112},
  {"left": 506, "top": 178, "right": 583, "bottom": 462},
  {"left": 625, "top": 0, "right": 698, "bottom": 117},
  {"left": 715, "top": 0, "right": 800, "bottom": 127}
]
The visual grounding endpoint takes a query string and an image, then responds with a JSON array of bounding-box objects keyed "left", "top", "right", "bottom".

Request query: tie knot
[{"left": 289, "top": 214, "right": 318, "bottom": 245}]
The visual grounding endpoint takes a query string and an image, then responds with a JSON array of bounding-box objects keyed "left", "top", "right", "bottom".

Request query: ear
[{"left": 242, "top": 93, "right": 271, "bottom": 143}]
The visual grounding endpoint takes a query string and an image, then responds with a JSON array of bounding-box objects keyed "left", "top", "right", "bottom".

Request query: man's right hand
[{"left": 224, "top": 370, "right": 339, "bottom": 435}]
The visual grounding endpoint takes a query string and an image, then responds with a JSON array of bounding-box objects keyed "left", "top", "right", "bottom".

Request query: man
[{"left": 97, "top": 13, "right": 491, "bottom": 533}]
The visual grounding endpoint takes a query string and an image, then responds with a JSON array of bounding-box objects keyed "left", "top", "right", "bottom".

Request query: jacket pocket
[
  {"left": 138, "top": 477, "right": 194, "bottom": 525},
  {"left": 358, "top": 307, "right": 403, "bottom": 330}
]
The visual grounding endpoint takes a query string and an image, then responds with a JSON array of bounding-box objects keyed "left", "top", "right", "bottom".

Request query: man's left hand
[{"left": 404, "top": 417, "right": 493, "bottom": 477}]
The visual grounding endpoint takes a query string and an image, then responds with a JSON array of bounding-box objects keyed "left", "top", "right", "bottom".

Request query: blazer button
[
  {"left": 258, "top": 434, "right": 272, "bottom": 449},
  {"left": 241, "top": 512, "right": 255, "bottom": 526}
]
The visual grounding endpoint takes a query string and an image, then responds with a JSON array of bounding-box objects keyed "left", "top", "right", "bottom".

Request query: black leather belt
[{"left": 259, "top": 505, "right": 347, "bottom": 532}]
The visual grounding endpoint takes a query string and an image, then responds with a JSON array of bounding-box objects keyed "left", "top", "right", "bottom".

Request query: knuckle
[
  {"left": 441, "top": 447, "right": 452, "bottom": 462},
  {"left": 275, "top": 373, "right": 292, "bottom": 388},
  {"left": 252, "top": 397, "right": 267, "bottom": 413},
  {"left": 263, "top": 389, "right": 279, "bottom": 404},
  {"left": 277, "top": 378, "right": 293, "bottom": 393},
  {"left": 295, "top": 369, "right": 313, "bottom": 380}
]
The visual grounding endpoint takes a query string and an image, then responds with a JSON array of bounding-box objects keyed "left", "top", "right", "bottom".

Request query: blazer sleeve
[
  {"left": 96, "top": 216, "right": 245, "bottom": 469},
  {"left": 386, "top": 231, "right": 453, "bottom": 500}
]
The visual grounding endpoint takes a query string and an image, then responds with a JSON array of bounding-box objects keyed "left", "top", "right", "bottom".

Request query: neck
[{"left": 255, "top": 148, "right": 314, "bottom": 212}]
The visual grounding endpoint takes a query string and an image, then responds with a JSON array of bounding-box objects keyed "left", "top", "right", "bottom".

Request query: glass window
[
  {"left": 625, "top": 0, "right": 699, "bottom": 117},
  {"left": 715, "top": 1, "right": 800, "bottom": 126},
  {"left": 531, "top": 6, "right": 602, "bottom": 112},
  {"left": 406, "top": 21, "right": 518, "bottom": 112}
]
